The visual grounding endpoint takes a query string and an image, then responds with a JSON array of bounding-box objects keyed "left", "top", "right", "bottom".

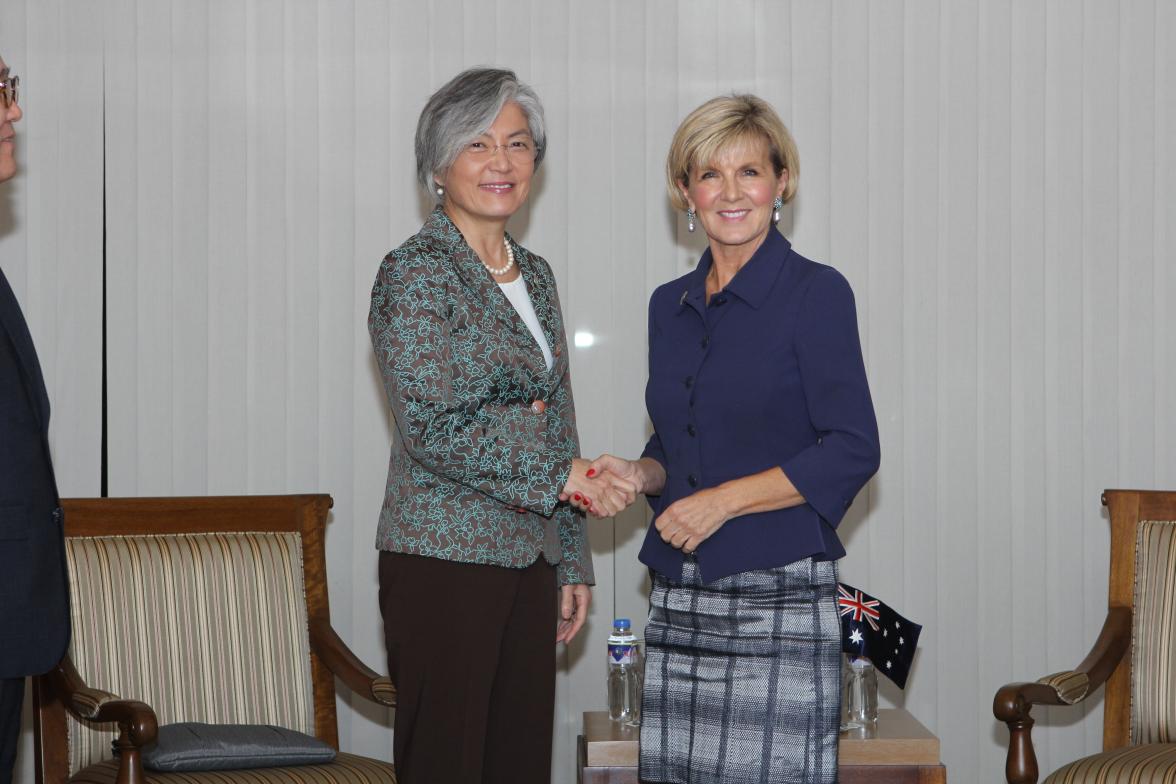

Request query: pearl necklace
[{"left": 482, "top": 237, "right": 515, "bottom": 276}]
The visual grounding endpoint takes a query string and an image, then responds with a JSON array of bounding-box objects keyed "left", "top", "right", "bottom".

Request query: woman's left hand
[
  {"left": 654, "top": 487, "right": 733, "bottom": 554},
  {"left": 556, "top": 583, "right": 592, "bottom": 644}
]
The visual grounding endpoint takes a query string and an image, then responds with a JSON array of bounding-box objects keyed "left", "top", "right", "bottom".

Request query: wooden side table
[
  {"left": 579, "top": 708, "right": 947, "bottom": 783},
  {"left": 579, "top": 712, "right": 640, "bottom": 783}
]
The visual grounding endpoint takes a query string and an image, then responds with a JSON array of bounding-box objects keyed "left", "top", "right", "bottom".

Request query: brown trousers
[{"left": 379, "top": 551, "right": 558, "bottom": 784}]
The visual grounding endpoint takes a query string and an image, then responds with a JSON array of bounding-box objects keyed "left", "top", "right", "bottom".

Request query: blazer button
[
  {"left": 687, "top": 474, "right": 698, "bottom": 488},
  {"left": 530, "top": 399, "right": 546, "bottom": 414},
  {"left": 686, "top": 424, "right": 696, "bottom": 437}
]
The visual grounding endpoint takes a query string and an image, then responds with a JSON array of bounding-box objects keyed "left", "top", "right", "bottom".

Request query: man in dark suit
[{"left": 0, "top": 55, "right": 71, "bottom": 784}]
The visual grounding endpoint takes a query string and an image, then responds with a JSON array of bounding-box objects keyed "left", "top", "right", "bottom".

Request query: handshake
[
  {"left": 558, "top": 455, "right": 646, "bottom": 518},
  {"left": 558, "top": 454, "right": 717, "bottom": 555}
]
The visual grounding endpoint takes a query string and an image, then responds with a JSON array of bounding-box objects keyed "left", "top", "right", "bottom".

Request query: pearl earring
[
  {"left": 435, "top": 184, "right": 445, "bottom": 198},
  {"left": 687, "top": 208, "right": 696, "bottom": 233},
  {"left": 772, "top": 196, "right": 783, "bottom": 224}
]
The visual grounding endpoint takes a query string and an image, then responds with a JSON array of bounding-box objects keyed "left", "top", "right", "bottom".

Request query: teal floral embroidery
[{"left": 368, "top": 208, "right": 593, "bottom": 586}]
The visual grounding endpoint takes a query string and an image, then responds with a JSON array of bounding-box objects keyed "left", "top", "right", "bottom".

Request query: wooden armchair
[
  {"left": 993, "top": 489, "right": 1176, "bottom": 783},
  {"left": 32, "top": 495, "right": 397, "bottom": 784}
]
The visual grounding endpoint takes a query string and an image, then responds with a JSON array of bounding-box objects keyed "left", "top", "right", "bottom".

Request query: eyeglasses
[
  {"left": 0, "top": 74, "right": 18, "bottom": 108},
  {"left": 463, "top": 137, "right": 537, "bottom": 161}
]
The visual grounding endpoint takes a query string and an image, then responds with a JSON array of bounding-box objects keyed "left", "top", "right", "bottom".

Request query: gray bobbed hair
[{"left": 415, "top": 67, "right": 547, "bottom": 197}]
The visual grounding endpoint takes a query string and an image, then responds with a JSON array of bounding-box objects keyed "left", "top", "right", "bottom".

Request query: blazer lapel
[
  {"left": 0, "top": 267, "right": 51, "bottom": 430},
  {"left": 426, "top": 208, "right": 526, "bottom": 335},
  {"left": 514, "top": 243, "right": 567, "bottom": 378},
  {"left": 424, "top": 208, "right": 563, "bottom": 377},
  {"left": 454, "top": 239, "right": 524, "bottom": 334}
]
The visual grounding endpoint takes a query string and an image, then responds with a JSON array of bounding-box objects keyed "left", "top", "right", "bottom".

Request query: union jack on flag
[{"left": 838, "top": 585, "right": 881, "bottom": 631}]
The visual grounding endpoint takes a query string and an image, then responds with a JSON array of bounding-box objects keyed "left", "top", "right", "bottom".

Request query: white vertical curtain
[
  {"left": 0, "top": 1, "right": 104, "bottom": 493},
  {"left": 0, "top": 3, "right": 104, "bottom": 783},
  {"left": 4, "top": 1, "right": 1175, "bottom": 782}
]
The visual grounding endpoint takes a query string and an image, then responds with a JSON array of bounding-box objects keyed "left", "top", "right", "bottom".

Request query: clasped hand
[
  {"left": 559, "top": 457, "right": 637, "bottom": 518},
  {"left": 562, "top": 454, "right": 731, "bottom": 553},
  {"left": 649, "top": 486, "right": 730, "bottom": 554}
]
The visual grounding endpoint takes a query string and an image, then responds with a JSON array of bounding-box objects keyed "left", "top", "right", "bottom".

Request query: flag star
[
  {"left": 882, "top": 628, "right": 888, "bottom": 638},
  {"left": 895, "top": 621, "right": 901, "bottom": 629},
  {"left": 886, "top": 660, "right": 892, "bottom": 669},
  {"left": 894, "top": 648, "right": 899, "bottom": 656},
  {"left": 849, "top": 628, "right": 864, "bottom": 645},
  {"left": 899, "top": 637, "right": 904, "bottom": 646}
]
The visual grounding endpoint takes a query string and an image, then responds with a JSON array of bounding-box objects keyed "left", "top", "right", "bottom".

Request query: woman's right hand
[
  {"left": 588, "top": 454, "right": 667, "bottom": 501},
  {"left": 587, "top": 454, "right": 644, "bottom": 494},
  {"left": 562, "top": 458, "right": 637, "bottom": 518}
]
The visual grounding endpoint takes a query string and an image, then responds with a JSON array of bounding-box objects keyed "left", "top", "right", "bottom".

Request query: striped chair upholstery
[
  {"left": 1035, "top": 670, "right": 1091, "bottom": 705},
  {"left": 65, "top": 532, "right": 317, "bottom": 775},
  {"left": 1131, "top": 520, "right": 1176, "bottom": 745},
  {"left": 1044, "top": 745, "right": 1176, "bottom": 784}
]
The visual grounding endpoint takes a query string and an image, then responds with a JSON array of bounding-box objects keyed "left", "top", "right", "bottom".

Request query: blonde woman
[{"left": 592, "top": 95, "right": 880, "bottom": 783}]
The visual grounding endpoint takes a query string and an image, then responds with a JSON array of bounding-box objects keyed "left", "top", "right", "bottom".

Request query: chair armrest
[
  {"left": 51, "top": 656, "right": 158, "bottom": 740},
  {"left": 49, "top": 655, "right": 158, "bottom": 784},
  {"left": 309, "top": 617, "right": 397, "bottom": 708},
  {"left": 67, "top": 684, "right": 122, "bottom": 720},
  {"left": 1073, "top": 606, "right": 1132, "bottom": 687},
  {"left": 992, "top": 607, "right": 1132, "bottom": 784},
  {"left": 1033, "top": 670, "right": 1090, "bottom": 705}
]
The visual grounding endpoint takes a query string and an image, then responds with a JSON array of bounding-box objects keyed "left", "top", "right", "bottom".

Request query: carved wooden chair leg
[
  {"left": 113, "top": 724, "right": 146, "bottom": 784},
  {"left": 1003, "top": 714, "right": 1039, "bottom": 784}
]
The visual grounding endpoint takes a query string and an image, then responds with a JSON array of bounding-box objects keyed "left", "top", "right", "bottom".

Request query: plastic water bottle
[
  {"left": 607, "top": 618, "right": 641, "bottom": 724},
  {"left": 840, "top": 655, "right": 878, "bottom": 731}
]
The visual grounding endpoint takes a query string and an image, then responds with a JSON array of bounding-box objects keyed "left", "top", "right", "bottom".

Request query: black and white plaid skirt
[{"left": 639, "top": 557, "right": 841, "bottom": 784}]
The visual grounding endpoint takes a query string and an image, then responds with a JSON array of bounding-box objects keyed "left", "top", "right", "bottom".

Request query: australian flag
[{"left": 837, "top": 583, "right": 922, "bottom": 689}]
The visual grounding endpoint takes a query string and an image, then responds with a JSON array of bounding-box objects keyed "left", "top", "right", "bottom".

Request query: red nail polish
[
  {"left": 586, "top": 468, "right": 596, "bottom": 477},
  {"left": 573, "top": 493, "right": 582, "bottom": 501}
]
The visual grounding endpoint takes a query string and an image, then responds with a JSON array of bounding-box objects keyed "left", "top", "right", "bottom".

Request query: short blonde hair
[{"left": 665, "top": 94, "right": 799, "bottom": 212}]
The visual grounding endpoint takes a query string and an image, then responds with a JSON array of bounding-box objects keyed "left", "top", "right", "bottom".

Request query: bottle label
[{"left": 609, "top": 643, "right": 635, "bottom": 666}]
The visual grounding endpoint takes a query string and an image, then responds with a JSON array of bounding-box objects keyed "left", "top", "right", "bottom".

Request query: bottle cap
[{"left": 614, "top": 618, "right": 631, "bottom": 630}]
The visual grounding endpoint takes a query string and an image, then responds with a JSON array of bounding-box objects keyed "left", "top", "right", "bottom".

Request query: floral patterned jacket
[{"left": 368, "top": 207, "right": 593, "bottom": 586}]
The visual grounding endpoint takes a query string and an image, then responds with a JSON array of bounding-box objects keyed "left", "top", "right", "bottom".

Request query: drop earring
[
  {"left": 687, "top": 208, "right": 696, "bottom": 233},
  {"left": 772, "top": 196, "right": 783, "bottom": 224}
]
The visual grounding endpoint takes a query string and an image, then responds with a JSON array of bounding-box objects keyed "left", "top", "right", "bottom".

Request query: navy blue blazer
[
  {"left": 0, "top": 267, "right": 70, "bottom": 677},
  {"left": 639, "top": 228, "right": 880, "bottom": 583}
]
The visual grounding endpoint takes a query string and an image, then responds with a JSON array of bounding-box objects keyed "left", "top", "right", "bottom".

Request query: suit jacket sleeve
[
  {"left": 368, "top": 250, "right": 571, "bottom": 516},
  {"left": 779, "top": 268, "right": 881, "bottom": 527}
]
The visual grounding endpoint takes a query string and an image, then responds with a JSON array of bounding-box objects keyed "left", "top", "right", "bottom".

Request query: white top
[{"left": 497, "top": 275, "right": 554, "bottom": 371}]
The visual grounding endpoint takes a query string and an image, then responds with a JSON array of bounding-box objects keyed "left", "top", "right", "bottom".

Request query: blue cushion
[{"left": 139, "top": 723, "right": 336, "bottom": 771}]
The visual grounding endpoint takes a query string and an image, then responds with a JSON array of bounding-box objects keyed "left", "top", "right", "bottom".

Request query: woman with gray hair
[{"left": 368, "top": 67, "right": 633, "bottom": 784}]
